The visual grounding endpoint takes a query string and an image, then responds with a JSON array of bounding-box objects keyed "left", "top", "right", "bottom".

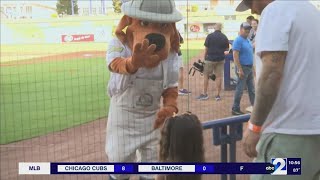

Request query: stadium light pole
[
  {"left": 89, "top": 0, "right": 92, "bottom": 15},
  {"left": 101, "top": 0, "right": 105, "bottom": 14},
  {"left": 71, "top": 0, "right": 74, "bottom": 15}
]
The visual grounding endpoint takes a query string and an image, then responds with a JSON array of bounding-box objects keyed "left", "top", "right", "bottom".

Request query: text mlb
[{"left": 29, "top": 165, "right": 109, "bottom": 171}]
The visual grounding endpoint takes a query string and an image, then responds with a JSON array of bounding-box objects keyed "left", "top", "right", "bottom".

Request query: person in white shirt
[{"left": 236, "top": 0, "right": 320, "bottom": 179}]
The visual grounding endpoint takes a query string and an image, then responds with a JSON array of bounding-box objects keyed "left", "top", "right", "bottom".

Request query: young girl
[{"left": 156, "top": 112, "right": 205, "bottom": 180}]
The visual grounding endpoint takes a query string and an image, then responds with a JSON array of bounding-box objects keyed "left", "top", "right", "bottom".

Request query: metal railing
[{"left": 202, "top": 114, "right": 251, "bottom": 180}]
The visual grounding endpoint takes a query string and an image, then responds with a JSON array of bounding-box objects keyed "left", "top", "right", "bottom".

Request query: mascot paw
[
  {"left": 153, "top": 106, "right": 177, "bottom": 129},
  {"left": 132, "top": 39, "right": 161, "bottom": 69}
]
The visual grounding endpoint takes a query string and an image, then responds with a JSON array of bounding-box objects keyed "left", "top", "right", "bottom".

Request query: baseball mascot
[{"left": 106, "top": 0, "right": 182, "bottom": 179}]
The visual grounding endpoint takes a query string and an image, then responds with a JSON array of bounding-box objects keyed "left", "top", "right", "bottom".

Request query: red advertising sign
[
  {"left": 61, "top": 34, "right": 94, "bottom": 43},
  {"left": 190, "top": 25, "right": 200, "bottom": 32}
]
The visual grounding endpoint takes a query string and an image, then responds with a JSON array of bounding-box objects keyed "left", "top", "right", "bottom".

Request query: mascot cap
[{"left": 121, "top": 0, "right": 183, "bottom": 23}]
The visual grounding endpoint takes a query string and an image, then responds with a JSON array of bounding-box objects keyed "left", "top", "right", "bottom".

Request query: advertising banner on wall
[
  {"left": 1, "top": 21, "right": 113, "bottom": 44},
  {"left": 187, "top": 23, "right": 206, "bottom": 39},
  {"left": 188, "top": 24, "right": 203, "bottom": 33},
  {"left": 61, "top": 34, "right": 94, "bottom": 43}
]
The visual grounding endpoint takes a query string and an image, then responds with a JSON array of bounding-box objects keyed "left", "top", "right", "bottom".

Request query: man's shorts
[
  {"left": 203, "top": 60, "right": 224, "bottom": 77},
  {"left": 251, "top": 133, "right": 320, "bottom": 180}
]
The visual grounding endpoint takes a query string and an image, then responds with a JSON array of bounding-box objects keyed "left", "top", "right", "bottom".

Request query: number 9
[
  {"left": 122, "top": 166, "right": 126, "bottom": 171},
  {"left": 203, "top": 166, "right": 206, "bottom": 171}
]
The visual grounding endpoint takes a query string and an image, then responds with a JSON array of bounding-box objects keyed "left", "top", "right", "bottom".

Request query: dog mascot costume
[{"left": 106, "top": 0, "right": 182, "bottom": 179}]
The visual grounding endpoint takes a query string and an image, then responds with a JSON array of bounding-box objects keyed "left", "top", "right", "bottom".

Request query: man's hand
[
  {"left": 238, "top": 68, "right": 245, "bottom": 79},
  {"left": 242, "top": 126, "right": 260, "bottom": 158},
  {"left": 233, "top": 50, "right": 245, "bottom": 79},
  {"left": 154, "top": 106, "right": 176, "bottom": 129},
  {"left": 131, "top": 39, "right": 160, "bottom": 69}
]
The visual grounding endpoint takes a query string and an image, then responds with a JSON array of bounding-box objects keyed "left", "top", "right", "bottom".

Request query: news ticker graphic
[{"left": 19, "top": 158, "right": 301, "bottom": 175}]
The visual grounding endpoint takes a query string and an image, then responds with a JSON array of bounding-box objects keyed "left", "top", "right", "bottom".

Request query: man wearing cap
[
  {"left": 231, "top": 22, "right": 255, "bottom": 115},
  {"left": 237, "top": 1, "right": 320, "bottom": 180},
  {"left": 106, "top": 0, "right": 182, "bottom": 179}
]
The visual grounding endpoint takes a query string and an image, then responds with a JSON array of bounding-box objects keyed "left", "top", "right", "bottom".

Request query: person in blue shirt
[{"left": 232, "top": 22, "right": 255, "bottom": 115}]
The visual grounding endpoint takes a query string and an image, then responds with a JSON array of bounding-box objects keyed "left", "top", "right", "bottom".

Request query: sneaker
[
  {"left": 178, "top": 89, "right": 191, "bottom": 96},
  {"left": 246, "top": 106, "right": 253, "bottom": 113},
  {"left": 215, "top": 95, "right": 221, "bottom": 101},
  {"left": 196, "top": 94, "right": 209, "bottom": 101},
  {"left": 232, "top": 109, "right": 245, "bottom": 116}
]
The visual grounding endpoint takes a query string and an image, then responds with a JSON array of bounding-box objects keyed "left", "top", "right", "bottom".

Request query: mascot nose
[{"left": 145, "top": 33, "right": 166, "bottom": 52}]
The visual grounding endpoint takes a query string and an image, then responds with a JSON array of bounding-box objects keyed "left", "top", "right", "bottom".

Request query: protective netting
[{"left": 0, "top": 0, "right": 258, "bottom": 179}]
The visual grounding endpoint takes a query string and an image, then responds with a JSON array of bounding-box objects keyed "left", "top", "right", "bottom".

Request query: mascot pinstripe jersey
[{"left": 106, "top": 0, "right": 183, "bottom": 179}]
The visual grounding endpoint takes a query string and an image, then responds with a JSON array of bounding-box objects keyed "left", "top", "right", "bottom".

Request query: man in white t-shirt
[{"left": 236, "top": 0, "right": 320, "bottom": 179}]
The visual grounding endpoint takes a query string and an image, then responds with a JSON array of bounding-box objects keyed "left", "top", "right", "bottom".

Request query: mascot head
[{"left": 115, "top": 0, "right": 183, "bottom": 61}]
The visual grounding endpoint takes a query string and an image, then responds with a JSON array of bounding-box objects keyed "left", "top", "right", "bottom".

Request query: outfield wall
[
  {"left": 1, "top": 20, "right": 113, "bottom": 45},
  {"left": 1, "top": 14, "right": 253, "bottom": 45}
]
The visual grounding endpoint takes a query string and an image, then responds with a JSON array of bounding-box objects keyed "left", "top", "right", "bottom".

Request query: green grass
[
  {"left": 1, "top": 43, "right": 108, "bottom": 54},
  {"left": 181, "top": 49, "right": 203, "bottom": 64},
  {"left": 0, "top": 40, "right": 202, "bottom": 63},
  {"left": 181, "top": 40, "right": 204, "bottom": 64},
  {"left": 0, "top": 44, "right": 202, "bottom": 144},
  {"left": 0, "top": 43, "right": 108, "bottom": 62},
  {"left": 181, "top": 40, "right": 204, "bottom": 50},
  {"left": 0, "top": 57, "right": 109, "bottom": 144}
]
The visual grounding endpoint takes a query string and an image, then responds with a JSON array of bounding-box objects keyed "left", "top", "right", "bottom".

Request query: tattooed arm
[
  {"left": 243, "top": 51, "right": 287, "bottom": 157},
  {"left": 250, "top": 51, "right": 287, "bottom": 126}
]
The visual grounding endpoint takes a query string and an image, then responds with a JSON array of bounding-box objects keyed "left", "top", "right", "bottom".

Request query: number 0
[
  {"left": 203, "top": 166, "right": 206, "bottom": 171},
  {"left": 122, "top": 166, "right": 126, "bottom": 171}
]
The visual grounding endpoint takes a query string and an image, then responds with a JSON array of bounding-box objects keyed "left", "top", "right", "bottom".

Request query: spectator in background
[
  {"left": 246, "top": 19, "right": 259, "bottom": 112},
  {"left": 231, "top": 22, "right": 255, "bottom": 115},
  {"left": 246, "top": 15, "right": 255, "bottom": 25},
  {"left": 236, "top": 0, "right": 320, "bottom": 180},
  {"left": 177, "top": 32, "right": 191, "bottom": 96},
  {"left": 156, "top": 112, "right": 204, "bottom": 180},
  {"left": 251, "top": 18, "right": 259, "bottom": 79},
  {"left": 249, "top": 19, "right": 259, "bottom": 46},
  {"left": 196, "top": 23, "right": 229, "bottom": 101}
]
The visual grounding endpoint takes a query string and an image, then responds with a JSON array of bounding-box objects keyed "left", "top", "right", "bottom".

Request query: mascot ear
[
  {"left": 170, "top": 23, "right": 180, "bottom": 53},
  {"left": 115, "top": 15, "right": 132, "bottom": 43}
]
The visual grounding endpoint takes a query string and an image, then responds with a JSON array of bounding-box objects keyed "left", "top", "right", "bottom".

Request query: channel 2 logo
[{"left": 271, "top": 158, "right": 287, "bottom": 175}]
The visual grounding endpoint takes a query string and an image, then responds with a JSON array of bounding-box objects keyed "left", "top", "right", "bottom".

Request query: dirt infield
[
  {"left": 0, "top": 51, "right": 106, "bottom": 67},
  {"left": 0, "top": 51, "right": 253, "bottom": 180}
]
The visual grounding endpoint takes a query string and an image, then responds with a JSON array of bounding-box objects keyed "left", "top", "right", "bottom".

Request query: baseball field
[
  {"left": 4, "top": 2, "right": 320, "bottom": 179},
  {"left": 0, "top": 16, "right": 254, "bottom": 180},
  {"left": 0, "top": 40, "right": 203, "bottom": 145},
  {"left": 0, "top": 40, "right": 254, "bottom": 180}
]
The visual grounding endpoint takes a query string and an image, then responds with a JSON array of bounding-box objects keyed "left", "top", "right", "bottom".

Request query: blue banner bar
[
  {"left": 287, "top": 158, "right": 301, "bottom": 175},
  {"left": 50, "top": 162, "right": 275, "bottom": 174},
  {"left": 20, "top": 158, "right": 300, "bottom": 175}
]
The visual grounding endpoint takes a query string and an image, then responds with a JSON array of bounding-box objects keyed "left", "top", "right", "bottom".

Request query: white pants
[{"left": 106, "top": 77, "right": 163, "bottom": 179}]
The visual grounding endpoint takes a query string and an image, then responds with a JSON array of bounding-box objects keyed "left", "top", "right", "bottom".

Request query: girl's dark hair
[
  {"left": 246, "top": 15, "right": 254, "bottom": 21},
  {"left": 159, "top": 113, "right": 204, "bottom": 180}
]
